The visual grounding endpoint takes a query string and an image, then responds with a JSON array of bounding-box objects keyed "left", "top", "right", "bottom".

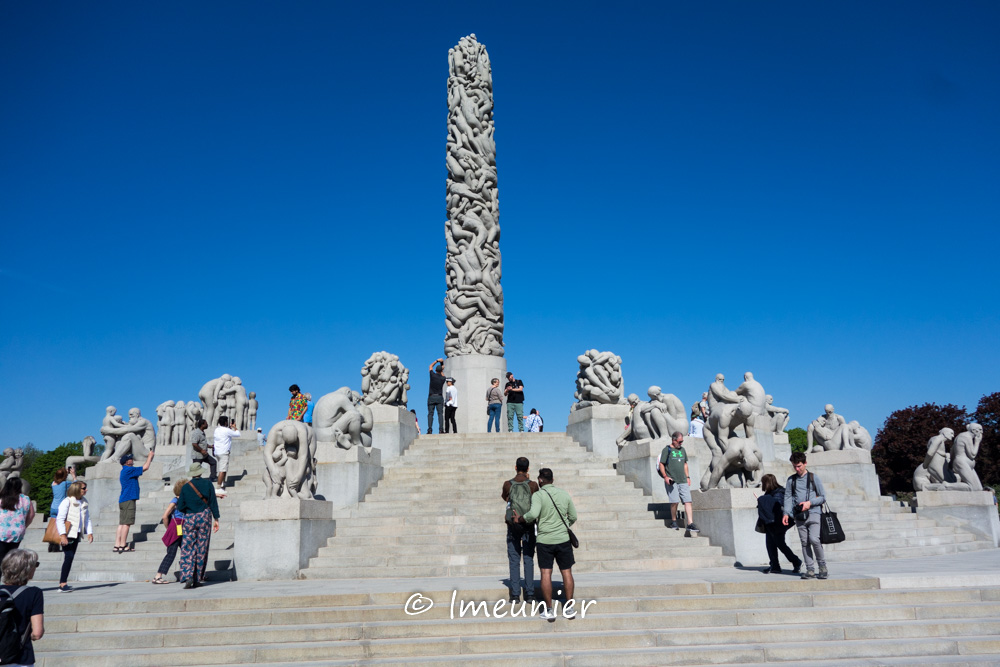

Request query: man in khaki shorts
[
  {"left": 212, "top": 416, "right": 240, "bottom": 496},
  {"left": 115, "top": 449, "right": 154, "bottom": 553}
]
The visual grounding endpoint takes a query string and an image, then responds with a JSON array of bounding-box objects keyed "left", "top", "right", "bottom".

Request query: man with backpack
[
  {"left": 782, "top": 452, "right": 829, "bottom": 580},
  {"left": 501, "top": 457, "right": 538, "bottom": 603}
]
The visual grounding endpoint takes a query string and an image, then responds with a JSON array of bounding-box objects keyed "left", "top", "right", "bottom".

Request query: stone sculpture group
[
  {"left": 444, "top": 34, "right": 504, "bottom": 358},
  {"left": 699, "top": 373, "right": 766, "bottom": 491},
  {"left": 360, "top": 352, "right": 410, "bottom": 406},
  {"left": 0, "top": 448, "right": 25, "bottom": 490},
  {"left": 198, "top": 374, "right": 256, "bottom": 431},
  {"left": 616, "top": 387, "right": 689, "bottom": 447},
  {"left": 573, "top": 350, "right": 625, "bottom": 410},
  {"left": 98, "top": 406, "right": 156, "bottom": 462},
  {"left": 155, "top": 400, "right": 203, "bottom": 449},
  {"left": 913, "top": 424, "right": 984, "bottom": 492},
  {"left": 808, "top": 404, "right": 872, "bottom": 452}
]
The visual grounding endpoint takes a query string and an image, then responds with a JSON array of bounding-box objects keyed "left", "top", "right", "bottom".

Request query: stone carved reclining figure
[
  {"left": 615, "top": 387, "right": 689, "bottom": 447},
  {"left": 572, "top": 350, "right": 625, "bottom": 411},
  {"left": 360, "top": 352, "right": 411, "bottom": 406},
  {"left": 65, "top": 435, "right": 100, "bottom": 471},
  {"left": 263, "top": 420, "right": 318, "bottom": 500},
  {"left": 313, "top": 388, "right": 374, "bottom": 450}
]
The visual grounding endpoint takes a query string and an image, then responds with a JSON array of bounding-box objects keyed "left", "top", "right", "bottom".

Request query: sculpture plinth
[
  {"left": 914, "top": 491, "right": 1000, "bottom": 548},
  {"left": 235, "top": 499, "right": 337, "bottom": 580},
  {"left": 691, "top": 488, "right": 773, "bottom": 566},
  {"left": 83, "top": 461, "right": 165, "bottom": 526},
  {"left": 368, "top": 404, "right": 417, "bottom": 463},
  {"left": 617, "top": 438, "right": 704, "bottom": 503},
  {"left": 443, "top": 354, "right": 507, "bottom": 434},
  {"left": 314, "top": 445, "right": 383, "bottom": 508},
  {"left": 567, "top": 403, "right": 629, "bottom": 459},
  {"left": 806, "top": 448, "right": 880, "bottom": 500}
]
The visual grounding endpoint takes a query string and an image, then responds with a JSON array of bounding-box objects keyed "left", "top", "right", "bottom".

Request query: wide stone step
[
  {"left": 303, "top": 556, "right": 737, "bottom": 578},
  {"left": 310, "top": 546, "right": 726, "bottom": 566},
  {"left": 827, "top": 532, "right": 981, "bottom": 551},
  {"left": 332, "top": 523, "right": 683, "bottom": 538},
  {"left": 824, "top": 541, "right": 995, "bottom": 561}
]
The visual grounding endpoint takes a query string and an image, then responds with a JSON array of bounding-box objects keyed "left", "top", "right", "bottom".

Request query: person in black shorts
[{"left": 516, "top": 468, "right": 577, "bottom": 621}]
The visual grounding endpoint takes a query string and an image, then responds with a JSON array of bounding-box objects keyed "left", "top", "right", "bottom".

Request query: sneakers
[
  {"left": 801, "top": 570, "right": 816, "bottom": 580},
  {"left": 765, "top": 567, "right": 782, "bottom": 574},
  {"left": 509, "top": 595, "right": 519, "bottom": 603},
  {"left": 539, "top": 610, "right": 557, "bottom": 622},
  {"left": 817, "top": 567, "right": 829, "bottom": 580},
  {"left": 669, "top": 520, "right": 679, "bottom": 530},
  {"left": 792, "top": 560, "right": 803, "bottom": 574},
  {"left": 564, "top": 608, "right": 577, "bottom": 620},
  {"left": 57, "top": 585, "right": 74, "bottom": 593},
  {"left": 523, "top": 591, "right": 535, "bottom": 602},
  {"left": 686, "top": 523, "right": 700, "bottom": 533}
]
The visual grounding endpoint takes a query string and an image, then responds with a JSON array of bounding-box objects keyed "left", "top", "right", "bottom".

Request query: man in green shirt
[
  {"left": 516, "top": 467, "right": 578, "bottom": 621},
  {"left": 658, "top": 432, "right": 699, "bottom": 534}
]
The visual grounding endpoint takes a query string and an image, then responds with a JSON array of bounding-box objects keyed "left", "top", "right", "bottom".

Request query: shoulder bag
[
  {"left": 809, "top": 474, "right": 846, "bottom": 544},
  {"left": 542, "top": 488, "right": 579, "bottom": 549}
]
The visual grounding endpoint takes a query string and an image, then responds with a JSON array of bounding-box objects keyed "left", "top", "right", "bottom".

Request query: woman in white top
[{"left": 56, "top": 481, "right": 93, "bottom": 593}]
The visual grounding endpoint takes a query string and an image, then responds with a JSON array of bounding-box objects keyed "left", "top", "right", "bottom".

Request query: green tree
[
  {"left": 787, "top": 427, "right": 808, "bottom": 453},
  {"left": 21, "top": 441, "right": 93, "bottom": 515},
  {"left": 871, "top": 403, "right": 969, "bottom": 495},
  {"left": 973, "top": 392, "right": 1000, "bottom": 488}
]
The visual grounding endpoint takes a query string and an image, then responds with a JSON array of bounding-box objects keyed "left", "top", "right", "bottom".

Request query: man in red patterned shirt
[{"left": 288, "top": 384, "right": 308, "bottom": 421}]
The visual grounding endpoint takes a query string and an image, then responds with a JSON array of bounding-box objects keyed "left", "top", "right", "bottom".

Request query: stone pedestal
[
  {"left": 152, "top": 444, "right": 189, "bottom": 473},
  {"left": 753, "top": 426, "right": 776, "bottom": 462},
  {"left": 773, "top": 431, "right": 791, "bottom": 462},
  {"left": 82, "top": 461, "right": 165, "bottom": 526},
  {"left": 314, "top": 445, "right": 383, "bottom": 508},
  {"left": 691, "top": 488, "right": 769, "bottom": 566},
  {"left": 235, "top": 499, "right": 337, "bottom": 580},
  {"left": 368, "top": 404, "right": 417, "bottom": 465},
  {"left": 806, "top": 449, "right": 880, "bottom": 500},
  {"left": 443, "top": 354, "right": 507, "bottom": 434},
  {"left": 566, "top": 404, "right": 630, "bottom": 459},
  {"left": 618, "top": 438, "right": 704, "bottom": 501},
  {"left": 231, "top": 436, "right": 260, "bottom": 457},
  {"left": 915, "top": 491, "right": 1000, "bottom": 547}
]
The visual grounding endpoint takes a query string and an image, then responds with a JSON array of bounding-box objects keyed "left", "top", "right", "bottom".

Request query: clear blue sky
[{"left": 2, "top": 1, "right": 998, "bottom": 450}]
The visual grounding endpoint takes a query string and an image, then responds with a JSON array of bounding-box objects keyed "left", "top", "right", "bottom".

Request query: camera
[{"left": 794, "top": 503, "right": 808, "bottom": 520}]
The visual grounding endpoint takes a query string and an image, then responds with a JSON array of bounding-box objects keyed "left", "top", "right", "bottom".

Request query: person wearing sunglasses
[{"left": 55, "top": 481, "right": 93, "bottom": 593}]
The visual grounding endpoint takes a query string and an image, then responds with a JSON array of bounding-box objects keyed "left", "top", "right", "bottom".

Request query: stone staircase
[
  {"left": 303, "top": 433, "right": 734, "bottom": 579},
  {"left": 814, "top": 486, "right": 994, "bottom": 563},
  {"left": 35, "top": 579, "right": 1000, "bottom": 665},
  {"left": 26, "top": 441, "right": 268, "bottom": 582}
]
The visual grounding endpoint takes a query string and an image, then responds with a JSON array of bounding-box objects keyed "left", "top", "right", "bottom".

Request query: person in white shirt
[
  {"left": 213, "top": 416, "right": 240, "bottom": 495},
  {"left": 444, "top": 378, "right": 458, "bottom": 434}
]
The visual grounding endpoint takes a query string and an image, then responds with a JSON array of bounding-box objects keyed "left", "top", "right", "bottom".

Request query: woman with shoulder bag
[
  {"left": 56, "top": 481, "right": 93, "bottom": 592},
  {"left": 176, "top": 463, "right": 220, "bottom": 589},
  {"left": 153, "top": 479, "right": 188, "bottom": 584},
  {"left": 0, "top": 478, "right": 35, "bottom": 563},
  {"left": 756, "top": 474, "right": 802, "bottom": 575}
]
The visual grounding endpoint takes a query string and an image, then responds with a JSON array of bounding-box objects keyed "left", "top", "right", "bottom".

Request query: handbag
[
  {"left": 162, "top": 517, "right": 183, "bottom": 547},
  {"left": 42, "top": 518, "right": 62, "bottom": 544},
  {"left": 542, "top": 488, "right": 579, "bottom": 549},
  {"left": 755, "top": 518, "right": 767, "bottom": 534},
  {"left": 819, "top": 505, "right": 846, "bottom": 544}
]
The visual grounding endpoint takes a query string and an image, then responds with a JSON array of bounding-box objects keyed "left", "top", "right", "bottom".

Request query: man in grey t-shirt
[
  {"left": 782, "top": 452, "right": 828, "bottom": 579},
  {"left": 189, "top": 419, "right": 217, "bottom": 480}
]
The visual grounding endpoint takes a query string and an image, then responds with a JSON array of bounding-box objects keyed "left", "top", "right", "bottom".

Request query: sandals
[
  {"left": 113, "top": 546, "right": 123, "bottom": 553},
  {"left": 152, "top": 576, "right": 169, "bottom": 585},
  {"left": 114, "top": 545, "right": 135, "bottom": 553}
]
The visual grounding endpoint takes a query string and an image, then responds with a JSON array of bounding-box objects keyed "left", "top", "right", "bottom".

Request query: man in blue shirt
[{"left": 115, "top": 449, "right": 154, "bottom": 553}]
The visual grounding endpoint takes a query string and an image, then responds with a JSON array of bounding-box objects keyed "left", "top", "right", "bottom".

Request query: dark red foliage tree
[
  {"left": 872, "top": 403, "right": 969, "bottom": 495},
  {"left": 973, "top": 392, "right": 1000, "bottom": 488}
]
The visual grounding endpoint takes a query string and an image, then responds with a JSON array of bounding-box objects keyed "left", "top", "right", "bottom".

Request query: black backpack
[{"left": 0, "top": 586, "right": 29, "bottom": 665}]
